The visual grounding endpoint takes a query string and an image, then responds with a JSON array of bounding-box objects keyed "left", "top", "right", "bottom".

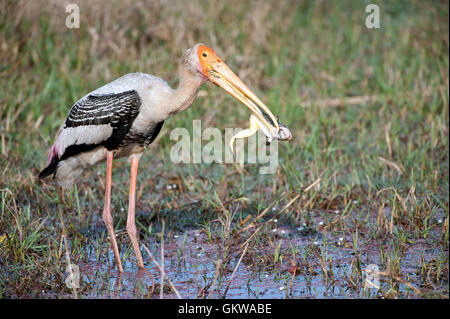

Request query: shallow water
[{"left": 49, "top": 225, "right": 444, "bottom": 299}]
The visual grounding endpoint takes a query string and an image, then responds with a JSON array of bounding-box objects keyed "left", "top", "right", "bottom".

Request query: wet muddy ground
[{"left": 46, "top": 220, "right": 447, "bottom": 299}]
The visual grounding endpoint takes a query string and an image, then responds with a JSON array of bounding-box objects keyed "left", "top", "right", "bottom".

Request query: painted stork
[{"left": 39, "top": 43, "right": 291, "bottom": 272}]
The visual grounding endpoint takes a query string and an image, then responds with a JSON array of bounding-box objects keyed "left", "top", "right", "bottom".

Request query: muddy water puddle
[{"left": 55, "top": 226, "right": 443, "bottom": 299}]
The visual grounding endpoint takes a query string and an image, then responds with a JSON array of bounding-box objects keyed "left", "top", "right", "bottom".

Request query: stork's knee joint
[
  {"left": 102, "top": 210, "right": 113, "bottom": 225},
  {"left": 126, "top": 223, "right": 137, "bottom": 237}
]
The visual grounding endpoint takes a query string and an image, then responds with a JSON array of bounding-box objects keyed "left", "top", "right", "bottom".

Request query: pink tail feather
[{"left": 46, "top": 142, "right": 60, "bottom": 165}]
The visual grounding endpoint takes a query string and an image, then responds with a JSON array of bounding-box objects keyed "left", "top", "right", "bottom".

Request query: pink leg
[
  {"left": 127, "top": 154, "right": 144, "bottom": 268},
  {"left": 102, "top": 151, "right": 124, "bottom": 272}
]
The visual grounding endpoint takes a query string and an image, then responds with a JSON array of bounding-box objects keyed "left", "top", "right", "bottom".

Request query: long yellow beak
[{"left": 206, "top": 60, "right": 280, "bottom": 139}]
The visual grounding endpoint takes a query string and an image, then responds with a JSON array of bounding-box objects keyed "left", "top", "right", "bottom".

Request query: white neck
[{"left": 164, "top": 64, "right": 204, "bottom": 118}]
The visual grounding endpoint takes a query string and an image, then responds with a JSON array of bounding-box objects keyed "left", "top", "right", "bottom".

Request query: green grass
[{"left": 0, "top": 0, "right": 448, "bottom": 298}]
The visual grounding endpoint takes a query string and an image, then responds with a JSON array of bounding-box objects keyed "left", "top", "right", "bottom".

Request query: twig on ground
[
  {"left": 142, "top": 243, "right": 182, "bottom": 299},
  {"left": 160, "top": 219, "right": 165, "bottom": 299},
  {"left": 222, "top": 242, "right": 250, "bottom": 298},
  {"left": 59, "top": 208, "right": 78, "bottom": 299}
]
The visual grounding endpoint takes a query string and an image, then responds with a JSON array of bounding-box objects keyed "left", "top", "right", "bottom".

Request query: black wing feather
[
  {"left": 64, "top": 90, "right": 141, "bottom": 151},
  {"left": 39, "top": 90, "right": 142, "bottom": 179},
  {"left": 65, "top": 90, "right": 141, "bottom": 129}
]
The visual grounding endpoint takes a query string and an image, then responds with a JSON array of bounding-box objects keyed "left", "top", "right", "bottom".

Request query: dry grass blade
[
  {"left": 160, "top": 219, "right": 165, "bottom": 299},
  {"left": 302, "top": 95, "right": 380, "bottom": 108},
  {"left": 303, "top": 178, "right": 322, "bottom": 193},
  {"left": 142, "top": 244, "right": 182, "bottom": 299},
  {"left": 233, "top": 196, "right": 280, "bottom": 238},
  {"left": 222, "top": 242, "right": 250, "bottom": 298},
  {"left": 378, "top": 271, "right": 422, "bottom": 295},
  {"left": 378, "top": 156, "right": 405, "bottom": 175},
  {"left": 208, "top": 259, "right": 223, "bottom": 299},
  {"left": 302, "top": 90, "right": 434, "bottom": 108},
  {"left": 59, "top": 209, "right": 78, "bottom": 299},
  {"left": 385, "top": 122, "right": 393, "bottom": 158}
]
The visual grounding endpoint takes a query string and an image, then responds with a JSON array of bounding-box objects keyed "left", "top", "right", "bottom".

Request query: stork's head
[{"left": 184, "top": 43, "right": 286, "bottom": 141}]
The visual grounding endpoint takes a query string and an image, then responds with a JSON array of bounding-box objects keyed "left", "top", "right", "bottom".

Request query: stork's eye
[{"left": 202, "top": 52, "right": 207, "bottom": 57}]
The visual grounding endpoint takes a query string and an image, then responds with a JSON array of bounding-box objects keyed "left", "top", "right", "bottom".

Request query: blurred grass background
[{"left": 0, "top": 0, "right": 448, "bottom": 298}]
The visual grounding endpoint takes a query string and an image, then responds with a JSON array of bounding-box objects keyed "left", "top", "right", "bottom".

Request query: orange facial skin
[
  {"left": 197, "top": 45, "right": 222, "bottom": 78},
  {"left": 196, "top": 44, "right": 281, "bottom": 136}
]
